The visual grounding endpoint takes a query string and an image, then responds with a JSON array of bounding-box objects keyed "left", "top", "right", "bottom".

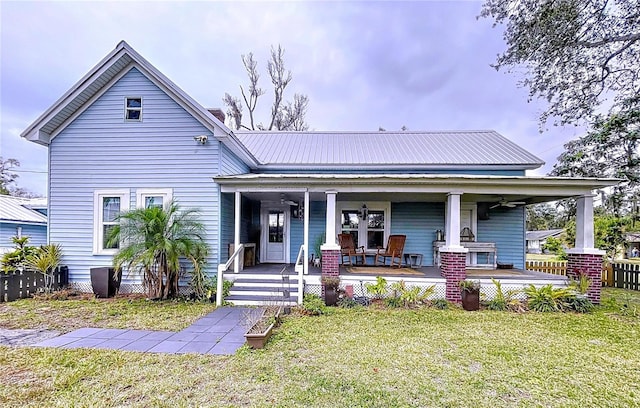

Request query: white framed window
[
  {"left": 136, "top": 188, "right": 173, "bottom": 209},
  {"left": 336, "top": 202, "right": 391, "bottom": 251},
  {"left": 125, "top": 97, "right": 142, "bottom": 121},
  {"left": 93, "top": 190, "right": 130, "bottom": 255}
]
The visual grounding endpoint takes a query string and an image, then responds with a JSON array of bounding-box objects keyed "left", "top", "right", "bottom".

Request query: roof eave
[{"left": 255, "top": 163, "right": 545, "bottom": 171}]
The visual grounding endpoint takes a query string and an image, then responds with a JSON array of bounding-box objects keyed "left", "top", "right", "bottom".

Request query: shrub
[
  {"left": 1, "top": 236, "right": 37, "bottom": 273},
  {"left": 459, "top": 279, "right": 480, "bottom": 292},
  {"left": 432, "top": 298, "right": 450, "bottom": 310},
  {"left": 301, "top": 294, "right": 327, "bottom": 316},
  {"left": 485, "top": 278, "right": 521, "bottom": 311},
  {"left": 524, "top": 284, "right": 573, "bottom": 312},
  {"left": 365, "top": 276, "right": 388, "bottom": 299}
]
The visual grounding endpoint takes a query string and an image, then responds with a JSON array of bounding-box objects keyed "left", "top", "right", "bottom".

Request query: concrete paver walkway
[{"left": 31, "top": 306, "right": 251, "bottom": 355}]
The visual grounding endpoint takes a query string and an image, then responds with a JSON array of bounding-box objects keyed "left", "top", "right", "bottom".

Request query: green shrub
[
  {"left": 524, "top": 284, "right": 573, "bottom": 312},
  {"left": 301, "top": 294, "right": 327, "bottom": 315},
  {"left": 1, "top": 236, "right": 37, "bottom": 273},
  {"left": 432, "top": 298, "right": 449, "bottom": 310},
  {"left": 486, "top": 278, "right": 521, "bottom": 311},
  {"left": 566, "top": 295, "right": 594, "bottom": 313},
  {"left": 365, "top": 276, "right": 388, "bottom": 299}
]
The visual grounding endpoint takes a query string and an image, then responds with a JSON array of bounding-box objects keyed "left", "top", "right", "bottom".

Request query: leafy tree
[
  {"left": 551, "top": 98, "right": 640, "bottom": 216},
  {"left": 223, "top": 45, "right": 309, "bottom": 131},
  {"left": 480, "top": 0, "right": 640, "bottom": 127},
  {"left": 526, "top": 203, "right": 569, "bottom": 230},
  {"left": 107, "top": 201, "right": 208, "bottom": 300},
  {"left": 564, "top": 215, "right": 631, "bottom": 260},
  {"left": 0, "top": 236, "right": 38, "bottom": 273},
  {"left": 542, "top": 236, "right": 567, "bottom": 260},
  {"left": 0, "top": 157, "right": 20, "bottom": 195}
]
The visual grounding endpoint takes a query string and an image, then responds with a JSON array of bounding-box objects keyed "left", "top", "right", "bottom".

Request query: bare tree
[{"left": 224, "top": 45, "right": 309, "bottom": 131}]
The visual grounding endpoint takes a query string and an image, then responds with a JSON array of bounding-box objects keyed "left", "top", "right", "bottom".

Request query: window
[
  {"left": 93, "top": 190, "right": 130, "bottom": 254},
  {"left": 125, "top": 97, "right": 142, "bottom": 121},
  {"left": 136, "top": 189, "right": 173, "bottom": 209},
  {"left": 337, "top": 202, "right": 390, "bottom": 251},
  {"left": 268, "top": 211, "right": 284, "bottom": 243}
]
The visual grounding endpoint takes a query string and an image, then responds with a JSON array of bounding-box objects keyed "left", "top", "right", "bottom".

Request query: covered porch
[{"left": 214, "top": 174, "right": 617, "bottom": 305}]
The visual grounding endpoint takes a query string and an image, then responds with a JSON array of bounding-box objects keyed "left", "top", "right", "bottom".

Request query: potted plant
[
  {"left": 459, "top": 279, "right": 481, "bottom": 311},
  {"left": 321, "top": 275, "right": 340, "bottom": 306},
  {"left": 244, "top": 306, "right": 280, "bottom": 349}
]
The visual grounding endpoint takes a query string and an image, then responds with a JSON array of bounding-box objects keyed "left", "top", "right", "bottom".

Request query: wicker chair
[
  {"left": 375, "top": 235, "right": 406, "bottom": 268},
  {"left": 338, "top": 233, "right": 366, "bottom": 266}
]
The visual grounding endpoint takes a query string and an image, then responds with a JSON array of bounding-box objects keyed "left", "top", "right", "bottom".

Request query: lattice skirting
[
  {"left": 304, "top": 282, "right": 449, "bottom": 300},
  {"left": 68, "top": 282, "right": 191, "bottom": 296}
]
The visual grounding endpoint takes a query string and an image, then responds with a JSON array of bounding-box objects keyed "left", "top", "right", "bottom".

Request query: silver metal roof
[
  {"left": 0, "top": 195, "right": 47, "bottom": 224},
  {"left": 525, "top": 229, "right": 564, "bottom": 241},
  {"left": 235, "top": 130, "right": 545, "bottom": 169}
]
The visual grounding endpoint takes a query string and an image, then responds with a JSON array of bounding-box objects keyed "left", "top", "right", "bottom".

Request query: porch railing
[
  {"left": 294, "top": 244, "right": 306, "bottom": 304},
  {"left": 216, "top": 244, "right": 244, "bottom": 306}
]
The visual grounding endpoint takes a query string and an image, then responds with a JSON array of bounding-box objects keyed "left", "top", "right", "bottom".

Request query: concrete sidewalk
[{"left": 31, "top": 306, "right": 252, "bottom": 355}]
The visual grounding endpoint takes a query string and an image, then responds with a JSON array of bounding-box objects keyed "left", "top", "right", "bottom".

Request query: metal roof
[
  {"left": 235, "top": 130, "right": 545, "bottom": 169},
  {"left": 525, "top": 229, "right": 564, "bottom": 241},
  {"left": 0, "top": 195, "right": 47, "bottom": 224}
]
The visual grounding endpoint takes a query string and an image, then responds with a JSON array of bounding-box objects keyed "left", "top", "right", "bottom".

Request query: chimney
[{"left": 208, "top": 108, "right": 225, "bottom": 123}]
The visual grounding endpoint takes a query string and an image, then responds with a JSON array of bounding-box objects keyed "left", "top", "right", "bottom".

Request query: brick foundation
[
  {"left": 567, "top": 252, "right": 604, "bottom": 304},
  {"left": 440, "top": 250, "right": 467, "bottom": 303}
]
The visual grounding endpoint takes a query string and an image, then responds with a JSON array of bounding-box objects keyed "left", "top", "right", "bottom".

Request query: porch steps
[{"left": 226, "top": 273, "right": 299, "bottom": 306}]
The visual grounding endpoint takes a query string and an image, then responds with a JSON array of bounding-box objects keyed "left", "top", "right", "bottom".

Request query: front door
[{"left": 261, "top": 207, "right": 288, "bottom": 263}]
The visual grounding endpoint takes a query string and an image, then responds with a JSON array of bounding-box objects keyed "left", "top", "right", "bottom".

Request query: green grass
[
  {"left": 526, "top": 253, "right": 565, "bottom": 261},
  {"left": 0, "top": 295, "right": 217, "bottom": 332},
  {"left": 0, "top": 288, "right": 639, "bottom": 407}
]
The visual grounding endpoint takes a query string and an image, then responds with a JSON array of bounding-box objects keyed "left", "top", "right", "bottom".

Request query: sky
[{"left": 0, "top": 0, "right": 586, "bottom": 197}]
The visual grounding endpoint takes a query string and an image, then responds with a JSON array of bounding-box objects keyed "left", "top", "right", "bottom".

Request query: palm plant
[
  {"left": 24, "top": 244, "right": 63, "bottom": 293},
  {"left": 107, "top": 200, "right": 208, "bottom": 300}
]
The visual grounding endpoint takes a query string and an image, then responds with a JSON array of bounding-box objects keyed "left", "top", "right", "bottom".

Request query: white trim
[
  {"left": 93, "top": 189, "right": 130, "bottom": 255},
  {"left": 135, "top": 188, "right": 173, "bottom": 209},
  {"left": 566, "top": 248, "right": 606, "bottom": 256},
  {"left": 336, "top": 201, "right": 391, "bottom": 251},
  {"left": 124, "top": 96, "right": 143, "bottom": 122}
]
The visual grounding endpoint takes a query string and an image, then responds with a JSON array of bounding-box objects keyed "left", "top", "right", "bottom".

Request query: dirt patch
[{"left": 0, "top": 328, "right": 60, "bottom": 346}]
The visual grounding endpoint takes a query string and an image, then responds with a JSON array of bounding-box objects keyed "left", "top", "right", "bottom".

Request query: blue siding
[
  {"left": 49, "top": 67, "right": 224, "bottom": 285},
  {"left": 219, "top": 143, "right": 249, "bottom": 175},
  {"left": 477, "top": 206, "right": 525, "bottom": 269},
  {"left": 288, "top": 201, "right": 326, "bottom": 262},
  {"left": 391, "top": 203, "right": 444, "bottom": 266},
  {"left": 0, "top": 222, "right": 47, "bottom": 250}
]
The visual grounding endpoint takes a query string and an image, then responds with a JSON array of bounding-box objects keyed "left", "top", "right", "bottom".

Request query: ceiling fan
[
  {"left": 490, "top": 197, "right": 526, "bottom": 209},
  {"left": 280, "top": 194, "right": 298, "bottom": 206}
]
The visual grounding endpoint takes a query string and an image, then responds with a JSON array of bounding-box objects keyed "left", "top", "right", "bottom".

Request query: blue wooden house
[
  {"left": 22, "top": 42, "right": 615, "bottom": 304},
  {"left": 0, "top": 195, "right": 47, "bottom": 254}
]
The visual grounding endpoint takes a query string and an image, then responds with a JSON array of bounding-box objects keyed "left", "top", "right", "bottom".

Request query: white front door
[{"left": 261, "top": 207, "right": 289, "bottom": 263}]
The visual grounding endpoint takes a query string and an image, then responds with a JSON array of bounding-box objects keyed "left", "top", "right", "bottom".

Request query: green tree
[
  {"left": 0, "top": 157, "right": 20, "bottom": 195},
  {"left": 480, "top": 0, "right": 640, "bottom": 127},
  {"left": 223, "top": 45, "right": 310, "bottom": 131},
  {"left": 526, "top": 203, "right": 569, "bottom": 230},
  {"left": 551, "top": 99, "right": 640, "bottom": 216},
  {"left": 564, "top": 215, "right": 630, "bottom": 260},
  {"left": 107, "top": 201, "right": 208, "bottom": 300}
]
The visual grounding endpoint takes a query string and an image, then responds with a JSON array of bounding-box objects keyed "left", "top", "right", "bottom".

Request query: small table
[{"left": 404, "top": 253, "right": 423, "bottom": 269}]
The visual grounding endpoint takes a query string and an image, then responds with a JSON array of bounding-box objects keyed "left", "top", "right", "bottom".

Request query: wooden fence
[
  {"left": 526, "top": 260, "right": 640, "bottom": 290},
  {"left": 0, "top": 266, "right": 69, "bottom": 302}
]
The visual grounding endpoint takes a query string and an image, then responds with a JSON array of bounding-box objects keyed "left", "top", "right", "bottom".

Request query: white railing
[
  {"left": 294, "top": 244, "right": 306, "bottom": 304},
  {"left": 216, "top": 244, "right": 244, "bottom": 306}
]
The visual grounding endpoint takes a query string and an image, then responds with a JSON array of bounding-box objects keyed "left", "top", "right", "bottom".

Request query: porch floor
[{"left": 237, "top": 263, "right": 566, "bottom": 281}]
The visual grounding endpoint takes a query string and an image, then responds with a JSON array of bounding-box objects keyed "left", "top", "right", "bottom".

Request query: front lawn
[{"left": 0, "top": 288, "right": 639, "bottom": 407}]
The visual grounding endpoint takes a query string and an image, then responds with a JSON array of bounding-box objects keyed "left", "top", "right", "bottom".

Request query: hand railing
[
  {"left": 216, "top": 244, "right": 244, "bottom": 306},
  {"left": 294, "top": 244, "right": 305, "bottom": 304}
]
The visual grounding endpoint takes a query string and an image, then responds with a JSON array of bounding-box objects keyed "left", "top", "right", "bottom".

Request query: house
[
  {"left": 0, "top": 195, "right": 47, "bottom": 254},
  {"left": 625, "top": 232, "right": 640, "bottom": 258},
  {"left": 526, "top": 229, "right": 564, "bottom": 254},
  {"left": 21, "top": 41, "right": 617, "bottom": 304}
]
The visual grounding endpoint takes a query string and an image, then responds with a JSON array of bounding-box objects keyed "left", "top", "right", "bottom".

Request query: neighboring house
[
  {"left": 526, "top": 229, "right": 564, "bottom": 254},
  {"left": 0, "top": 195, "right": 48, "bottom": 254},
  {"left": 625, "top": 232, "right": 640, "bottom": 258},
  {"left": 21, "top": 41, "right": 617, "bottom": 303}
]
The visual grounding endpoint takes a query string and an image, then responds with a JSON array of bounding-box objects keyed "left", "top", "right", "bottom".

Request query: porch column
[
  {"left": 234, "top": 191, "right": 241, "bottom": 273},
  {"left": 441, "top": 192, "right": 468, "bottom": 303},
  {"left": 567, "top": 194, "right": 605, "bottom": 304},
  {"left": 299, "top": 191, "right": 309, "bottom": 305},
  {"left": 321, "top": 191, "right": 340, "bottom": 281}
]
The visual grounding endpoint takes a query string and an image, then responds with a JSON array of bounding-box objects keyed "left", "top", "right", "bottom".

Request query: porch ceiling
[{"left": 216, "top": 173, "right": 619, "bottom": 204}]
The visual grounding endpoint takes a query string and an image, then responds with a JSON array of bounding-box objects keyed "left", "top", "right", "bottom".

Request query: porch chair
[
  {"left": 338, "top": 233, "right": 366, "bottom": 266},
  {"left": 375, "top": 235, "right": 406, "bottom": 268}
]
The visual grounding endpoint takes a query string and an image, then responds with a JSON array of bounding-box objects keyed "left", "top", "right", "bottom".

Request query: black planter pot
[
  {"left": 324, "top": 286, "right": 338, "bottom": 306},
  {"left": 90, "top": 267, "right": 122, "bottom": 298},
  {"left": 461, "top": 289, "right": 480, "bottom": 311}
]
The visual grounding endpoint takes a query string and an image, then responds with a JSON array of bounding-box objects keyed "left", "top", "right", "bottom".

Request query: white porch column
[
  {"left": 322, "top": 191, "right": 339, "bottom": 250},
  {"left": 444, "top": 192, "right": 464, "bottom": 249},
  {"left": 303, "top": 191, "right": 310, "bottom": 275},
  {"left": 574, "top": 194, "right": 595, "bottom": 250},
  {"left": 234, "top": 191, "right": 241, "bottom": 273}
]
